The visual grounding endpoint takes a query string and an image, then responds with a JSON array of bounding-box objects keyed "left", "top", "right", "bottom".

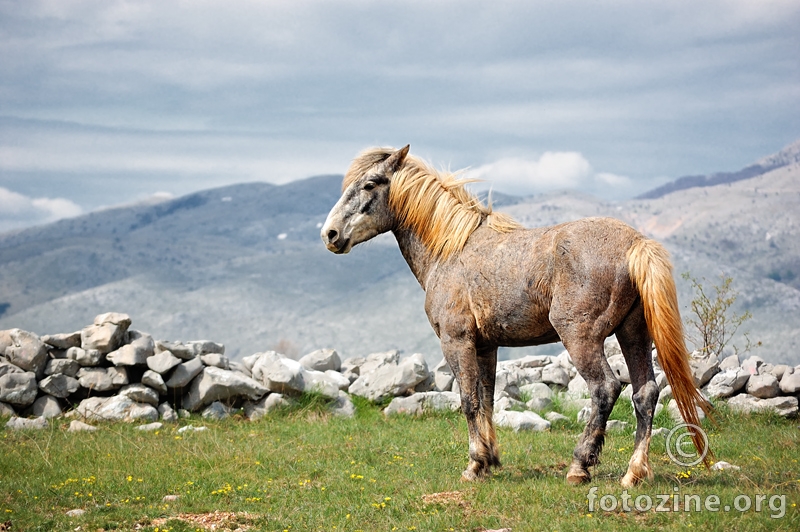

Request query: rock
[
  {"left": 520, "top": 382, "right": 553, "bottom": 401},
  {"left": 66, "top": 346, "right": 103, "bottom": 367},
  {"left": 768, "top": 364, "right": 790, "bottom": 380},
  {"left": 433, "top": 358, "right": 454, "bottom": 391},
  {"left": 75, "top": 395, "right": 158, "bottom": 422},
  {"left": 299, "top": 348, "right": 341, "bottom": 372},
  {"left": 726, "top": 394, "right": 798, "bottom": 417},
  {"left": 577, "top": 404, "right": 591, "bottom": 424},
  {"left": 494, "top": 366, "right": 521, "bottom": 399},
  {"left": 200, "top": 353, "right": 230, "bottom": 370},
  {"left": 165, "top": 357, "right": 205, "bottom": 389},
  {"left": 6, "top": 415, "right": 48, "bottom": 430},
  {"left": 158, "top": 402, "right": 178, "bottom": 422},
  {"left": 324, "top": 370, "right": 351, "bottom": 391},
  {"left": 3, "top": 329, "right": 49, "bottom": 376},
  {"left": 156, "top": 340, "right": 196, "bottom": 360},
  {"left": 705, "top": 368, "right": 749, "bottom": 399},
  {"left": 162, "top": 495, "right": 180, "bottom": 502},
  {"left": 250, "top": 351, "right": 306, "bottom": 394},
  {"left": 136, "top": 422, "right": 163, "bottom": 431},
  {"left": 711, "top": 461, "right": 741, "bottom": 471},
  {"left": 44, "top": 358, "right": 80, "bottom": 377},
  {"left": 658, "top": 385, "right": 672, "bottom": 403},
  {"left": 509, "top": 354, "right": 552, "bottom": 369},
  {"left": 348, "top": 353, "right": 430, "bottom": 402},
  {"left": 182, "top": 367, "right": 269, "bottom": 412},
  {"left": 689, "top": 353, "right": 720, "bottom": 387},
  {"left": 76, "top": 367, "right": 128, "bottom": 392},
  {"left": 302, "top": 369, "right": 344, "bottom": 399},
  {"left": 245, "top": 393, "right": 289, "bottom": 420},
  {"left": 384, "top": 391, "right": 460, "bottom": 416},
  {"left": 186, "top": 340, "right": 225, "bottom": 356},
  {"left": 0, "top": 359, "right": 23, "bottom": 378},
  {"left": 746, "top": 374, "right": 780, "bottom": 399},
  {"left": 65, "top": 508, "right": 86, "bottom": 517},
  {"left": 0, "top": 402, "right": 15, "bottom": 416},
  {"left": 118, "top": 384, "right": 160, "bottom": 406},
  {"left": 495, "top": 395, "right": 526, "bottom": 412},
  {"left": 68, "top": 420, "right": 97, "bottom": 432},
  {"left": 667, "top": 398, "right": 706, "bottom": 423},
  {"left": 141, "top": 370, "right": 168, "bottom": 394},
  {"left": 177, "top": 425, "right": 208, "bottom": 433},
  {"left": 493, "top": 410, "right": 550, "bottom": 432},
  {"left": 606, "top": 420, "right": 629, "bottom": 432},
  {"left": 147, "top": 350, "right": 182, "bottom": 374},
  {"left": 525, "top": 397, "right": 552, "bottom": 412},
  {"left": 201, "top": 401, "right": 233, "bottom": 420},
  {"left": 0, "top": 371, "right": 38, "bottom": 406},
  {"left": 31, "top": 395, "right": 62, "bottom": 418},
  {"left": 38, "top": 374, "right": 80, "bottom": 398},
  {"left": 541, "top": 364, "right": 570, "bottom": 387},
  {"left": 741, "top": 355, "right": 765, "bottom": 376},
  {"left": 81, "top": 312, "right": 131, "bottom": 353},
  {"left": 718, "top": 354, "right": 740, "bottom": 371},
  {"left": 779, "top": 369, "right": 800, "bottom": 394},
  {"left": 604, "top": 337, "right": 623, "bottom": 358},
  {"left": 606, "top": 354, "right": 630, "bottom": 384},
  {"left": 651, "top": 427, "right": 670, "bottom": 437},
  {"left": 545, "top": 411, "right": 569, "bottom": 423},
  {"left": 41, "top": 331, "right": 82, "bottom": 350},
  {"left": 228, "top": 360, "right": 251, "bottom": 377},
  {"left": 106, "top": 330, "right": 155, "bottom": 366},
  {"left": 332, "top": 391, "right": 356, "bottom": 418},
  {"left": 566, "top": 374, "right": 589, "bottom": 397}
]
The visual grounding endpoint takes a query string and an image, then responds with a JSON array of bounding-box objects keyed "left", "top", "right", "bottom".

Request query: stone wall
[{"left": 1, "top": 313, "right": 798, "bottom": 430}]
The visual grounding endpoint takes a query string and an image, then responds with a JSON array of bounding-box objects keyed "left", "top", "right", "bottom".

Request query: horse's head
[{"left": 321, "top": 145, "right": 409, "bottom": 254}]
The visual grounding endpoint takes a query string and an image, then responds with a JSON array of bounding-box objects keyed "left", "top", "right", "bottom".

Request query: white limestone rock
[
  {"left": 298, "top": 348, "right": 341, "bottom": 372},
  {"left": 75, "top": 395, "right": 158, "bottom": 422},
  {"left": 493, "top": 410, "right": 550, "bottom": 432},
  {"left": 746, "top": 373, "right": 780, "bottom": 399},
  {"left": 182, "top": 367, "right": 268, "bottom": 412},
  {"left": 3, "top": 329, "right": 49, "bottom": 376},
  {"left": 0, "top": 371, "right": 38, "bottom": 406},
  {"left": 81, "top": 312, "right": 131, "bottom": 354},
  {"left": 348, "top": 353, "right": 430, "bottom": 403},
  {"left": 38, "top": 374, "right": 80, "bottom": 398}
]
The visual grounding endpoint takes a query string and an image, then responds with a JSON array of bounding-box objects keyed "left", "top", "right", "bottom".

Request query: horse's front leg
[{"left": 444, "top": 337, "right": 500, "bottom": 481}]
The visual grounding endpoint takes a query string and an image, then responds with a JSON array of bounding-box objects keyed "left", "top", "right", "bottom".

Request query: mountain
[
  {"left": 1, "top": 142, "right": 798, "bottom": 365},
  {"left": 636, "top": 139, "right": 800, "bottom": 200}
]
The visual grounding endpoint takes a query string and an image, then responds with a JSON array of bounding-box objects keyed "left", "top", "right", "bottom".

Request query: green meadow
[{"left": 1, "top": 395, "right": 798, "bottom": 531}]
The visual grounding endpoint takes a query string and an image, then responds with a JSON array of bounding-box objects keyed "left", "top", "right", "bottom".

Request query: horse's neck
[{"left": 392, "top": 227, "right": 439, "bottom": 290}]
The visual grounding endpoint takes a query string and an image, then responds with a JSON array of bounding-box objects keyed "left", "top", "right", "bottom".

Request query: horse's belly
[{"left": 476, "top": 305, "right": 558, "bottom": 347}]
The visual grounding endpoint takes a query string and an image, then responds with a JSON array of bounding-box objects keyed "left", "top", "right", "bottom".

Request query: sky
[{"left": 1, "top": 0, "right": 798, "bottom": 232}]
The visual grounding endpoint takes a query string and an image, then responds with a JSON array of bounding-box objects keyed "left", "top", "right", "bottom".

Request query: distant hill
[
  {"left": 1, "top": 142, "right": 799, "bottom": 365},
  {"left": 637, "top": 139, "right": 800, "bottom": 199}
]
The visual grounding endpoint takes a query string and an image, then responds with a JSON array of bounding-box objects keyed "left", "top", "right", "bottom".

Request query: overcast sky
[{"left": 1, "top": 0, "right": 798, "bottom": 232}]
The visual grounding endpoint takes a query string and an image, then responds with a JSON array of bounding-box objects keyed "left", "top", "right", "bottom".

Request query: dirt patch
[{"left": 148, "top": 510, "right": 259, "bottom": 531}]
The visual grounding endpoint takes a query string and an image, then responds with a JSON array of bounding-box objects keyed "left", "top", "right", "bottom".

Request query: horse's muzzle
[{"left": 321, "top": 227, "right": 350, "bottom": 254}]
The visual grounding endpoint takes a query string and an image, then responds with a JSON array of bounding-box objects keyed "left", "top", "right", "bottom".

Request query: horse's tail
[{"left": 627, "top": 237, "right": 713, "bottom": 467}]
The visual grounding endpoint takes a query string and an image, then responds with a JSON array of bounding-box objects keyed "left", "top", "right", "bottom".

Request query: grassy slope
[{"left": 1, "top": 398, "right": 798, "bottom": 532}]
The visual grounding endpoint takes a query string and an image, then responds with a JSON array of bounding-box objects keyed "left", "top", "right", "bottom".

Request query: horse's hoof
[
  {"left": 461, "top": 470, "right": 479, "bottom": 482},
  {"left": 566, "top": 465, "right": 591, "bottom": 486},
  {"left": 620, "top": 472, "right": 642, "bottom": 488}
]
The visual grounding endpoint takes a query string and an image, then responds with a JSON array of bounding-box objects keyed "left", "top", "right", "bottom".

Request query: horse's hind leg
[
  {"left": 617, "top": 302, "right": 660, "bottom": 487},
  {"left": 561, "top": 338, "right": 621, "bottom": 485}
]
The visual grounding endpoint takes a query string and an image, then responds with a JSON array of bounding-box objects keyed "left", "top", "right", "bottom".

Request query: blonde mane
[{"left": 344, "top": 147, "right": 520, "bottom": 259}]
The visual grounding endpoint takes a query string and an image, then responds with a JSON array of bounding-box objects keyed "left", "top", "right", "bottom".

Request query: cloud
[
  {"left": 467, "top": 152, "right": 632, "bottom": 198},
  {"left": 0, "top": 187, "right": 83, "bottom": 233}
]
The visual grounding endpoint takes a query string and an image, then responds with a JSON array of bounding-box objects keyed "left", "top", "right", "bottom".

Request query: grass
[{"left": 0, "top": 395, "right": 798, "bottom": 532}]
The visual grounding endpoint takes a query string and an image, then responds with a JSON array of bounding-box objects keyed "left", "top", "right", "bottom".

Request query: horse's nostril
[{"left": 327, "top": 229, "right": 339, "bottom": 242}]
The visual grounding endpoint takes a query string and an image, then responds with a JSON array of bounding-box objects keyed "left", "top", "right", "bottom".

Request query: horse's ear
[{"left": 385, "top": 144, "right": 410, "bottom": 173}]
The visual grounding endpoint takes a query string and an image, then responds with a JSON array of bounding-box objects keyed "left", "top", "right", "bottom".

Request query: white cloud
[
  {"left": 0, "top": 187, "right": 83, "bottom": 233},
  {"left": 467, "top": 152, "right": 631, "bottom": 198}
]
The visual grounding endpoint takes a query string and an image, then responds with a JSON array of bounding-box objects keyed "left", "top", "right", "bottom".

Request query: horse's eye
[{"left": 363, "top": 182, "right": 376, "bottom": 191}]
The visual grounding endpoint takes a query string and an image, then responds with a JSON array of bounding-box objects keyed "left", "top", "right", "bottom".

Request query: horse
[{"left": 321, "top": 145, "right": 712, "bottom": 486}]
